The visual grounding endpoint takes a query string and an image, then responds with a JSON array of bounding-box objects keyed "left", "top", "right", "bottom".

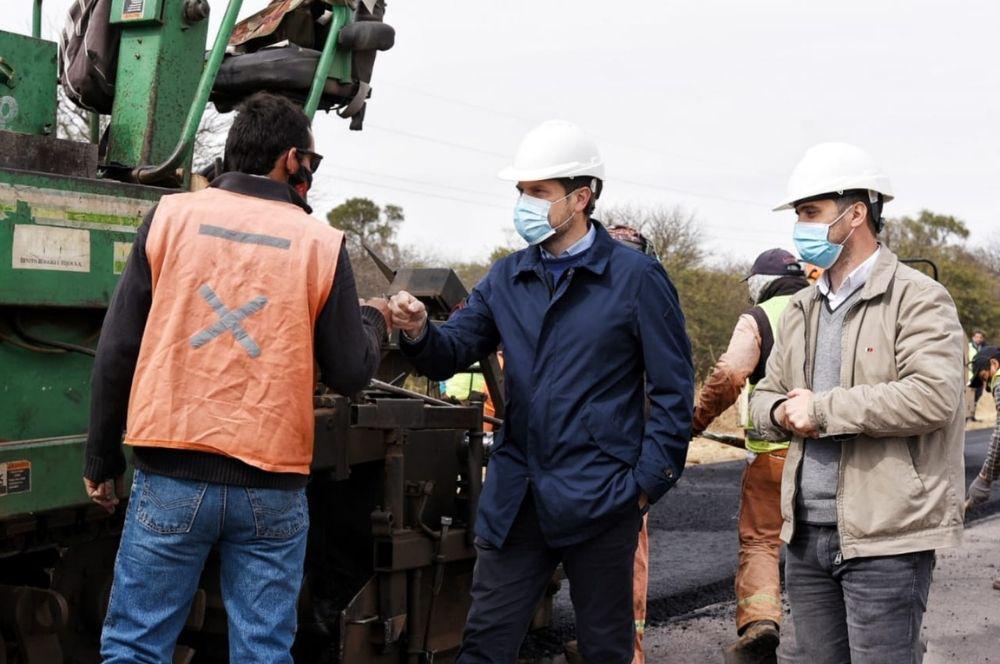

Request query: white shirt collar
[{"left": 817, "top": 246, "right": 880, "bottom": 310}]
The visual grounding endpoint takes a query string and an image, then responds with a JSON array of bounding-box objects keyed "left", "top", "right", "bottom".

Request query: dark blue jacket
[{"left": 402, "top": 222, "right": 694, "bottom": 547}]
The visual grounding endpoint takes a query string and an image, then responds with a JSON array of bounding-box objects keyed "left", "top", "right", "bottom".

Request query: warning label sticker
[
  {"left": 123, "top": 0, "right": 145, "bottom": 19},
  {"left": 113, "top": 241, "right": 133, "bottom": 275},
  {"left": 0, "top": 461, "right": 31, "bottom": 497},
  {"left": 12, "top": 225, "right": 91, "bottom": 273}
]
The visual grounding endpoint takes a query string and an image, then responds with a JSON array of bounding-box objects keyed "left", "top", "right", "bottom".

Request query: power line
[
  {"left": 362, "top": 123, "right": 773, "bottom": 209},
  {"left": 365, "top": 124, "right": 509, "bottom": 158},
  {"left": 327, "top": 164, "right": 511, "bottom": 203},
  {"left": 327, "top": 174, "right": 512, "bottom": 211},
  {"left": 376, "top": 80, "right": 786, "bottom": 178},
  {"left": 609, "top": 177, "right": 771, "bottom": 207},
  {"left": 317, "top": 168, "right": 792, "bottom": 244},
  {"left": 377, "top": 81, "right": 534, "bottom": 125},
  {"left": 321, "top": 175, "right": 792, "bottom": 245}
]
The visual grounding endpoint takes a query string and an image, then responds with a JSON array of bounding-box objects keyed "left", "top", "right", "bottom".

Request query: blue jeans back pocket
[
  {"left": 136, "top": 471, "right": 208, "bottom": 535},
  {"left": 245, "top": 487, "right": 308, "bottom": 539}
]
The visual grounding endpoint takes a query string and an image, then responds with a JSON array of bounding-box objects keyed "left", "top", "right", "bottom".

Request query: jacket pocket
[
  {"left": 583, "top": 405, "right": 640, "bottom": 467},
  {"left": 136, "top": 472, "right": 208, "bottom": 535},
  {"left": 841, "top": 437, "right": 939, "bottom": 538},
  {"left": 245, "top": 487, "right": 309, "bottom": 539}
]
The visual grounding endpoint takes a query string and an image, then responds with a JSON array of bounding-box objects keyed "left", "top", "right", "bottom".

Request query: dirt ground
[
  {"left": 686, "top": 405, "right": 747, "bottom": 466},
  {"left": 967, "top": 390, "right": 997, "bottom": 431}
]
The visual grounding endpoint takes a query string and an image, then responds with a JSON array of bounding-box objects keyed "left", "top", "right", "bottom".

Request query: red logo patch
[{"left": 866, "top": 347, "right": 876, "bottom": 353}]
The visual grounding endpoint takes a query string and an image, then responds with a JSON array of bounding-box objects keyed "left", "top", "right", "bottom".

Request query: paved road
[
  {"left": 521, "top": 427, "right": 997, "bottom": 658},
  {"left": 641, "top": 504, "right": 1000, "bottom": 663}
]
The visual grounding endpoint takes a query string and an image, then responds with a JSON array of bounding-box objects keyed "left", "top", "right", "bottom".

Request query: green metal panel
[
  {"left": 0, "top": 170, "right": 163, "bottom": 308},
  {"left": 0, "top": 169, "right": 164, "bottom": 523},
  {"left": 0, "top": 436, "right": 133, "bottom": 519},
  {"left": 105, "top": 1, "right": 208, "bottom": 168},
  {"left": 110, "top": 0, "right": 165, "bottom": 25},
  {"left": 0, "top": 326, "right": 96, "bottom": 441},
  {"left": 0, "top": 172, "right": 161, "bottom": 520},
  {"left": 134, "top": 0, "right": 244, "bottom": 186},
  {"left": 0, "top": 437, "right": 90, "bottom": 518},
  {"left": 0, "top": 170, "right": 166, "bottom": 451},
  {"left": 0, "top": 30, "right": 57, "bottom": 136}
]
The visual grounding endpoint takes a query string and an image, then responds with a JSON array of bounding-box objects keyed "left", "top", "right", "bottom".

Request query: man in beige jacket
[{"left": 749, "top": 143, "right": 965, "bottom": 664}]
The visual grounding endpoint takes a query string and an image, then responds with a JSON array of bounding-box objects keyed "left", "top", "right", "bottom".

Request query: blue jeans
[
  {"left": 785, "top": 524, "right": 934, "bottom": 664},
  {"left": 101, "top": 469, "right": 309, "bottom": 663}
]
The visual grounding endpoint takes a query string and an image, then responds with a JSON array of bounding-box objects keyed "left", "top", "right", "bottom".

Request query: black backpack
[{"left": 58, "top": 0, "right": 119, "bottom": 114}]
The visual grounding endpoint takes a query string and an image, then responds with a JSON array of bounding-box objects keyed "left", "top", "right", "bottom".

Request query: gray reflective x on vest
[
  {"left": 198, "top": 224, "right": 292, "bottom": 250},
  {"left": 190, "top": 284, "right": 268, "bottom": 358}
]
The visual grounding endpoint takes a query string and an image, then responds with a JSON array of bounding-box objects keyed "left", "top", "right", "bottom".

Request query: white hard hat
[
  {"left": 774, "top": 142, "right": 894, "bottom": 211},
  {"left": 498, "top": 120, "right": 605, "bottom": 183}
]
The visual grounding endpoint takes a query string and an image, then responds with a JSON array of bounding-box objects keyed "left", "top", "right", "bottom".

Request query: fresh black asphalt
[{"left": 520, "top": 427, "right": 996, "bottom": 658}]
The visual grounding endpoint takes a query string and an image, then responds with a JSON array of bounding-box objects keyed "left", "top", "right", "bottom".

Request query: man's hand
[
  {"left": 83, "top": 475, "right": 124, "bottom": 514},
  {"left": 388, "top": 290, "right": 428, "bottom": 338},
  {"left": 967, "top": 474, "right": 992, "bottom": 508},
  {"left": 783, "top": 388, "right": 818, "bottom": 437},
  {"left": 361, "top": 297, "right": 393, "bottom": 333},
  {"left": 773, "top": 400, "right": 789, "bottom": 430}
]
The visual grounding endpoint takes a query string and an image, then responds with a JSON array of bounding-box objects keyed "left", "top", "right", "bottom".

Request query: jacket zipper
[
  {"left": 802, "top": 300, "right": 814, "bottom": 390},
  {"left": 833, "top": 295, "right": 869, "bottom": 560},
  {"left": 531, "top": 266, "right": 576, "bottom": 465},
  {"left": 787, "top": 299, "right": 814, "bottom": 544}
]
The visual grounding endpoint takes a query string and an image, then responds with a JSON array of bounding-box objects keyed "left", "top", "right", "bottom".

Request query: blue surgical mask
[
  {"left": 513, "top": 192, "right": 574, "bottom": 245},
  {"left": 792, "top": 206, "right": 855, "bottom": 269}
]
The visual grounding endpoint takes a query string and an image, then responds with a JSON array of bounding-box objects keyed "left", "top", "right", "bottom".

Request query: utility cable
[
  {"left": 376, "top": 81, "right": 787, "bottom": 178},
  {"left": 12, "top": 316, "right": 97, "bottom": 357},
  {"left": 363, "top": 124, "right": 774, "bottom": 209},
  {"left": 327, "top": 164, "right": 511, "bottom": 203}
]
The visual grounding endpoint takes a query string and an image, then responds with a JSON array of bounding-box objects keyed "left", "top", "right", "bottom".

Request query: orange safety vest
[{"left": 125, "top": 186, "right": 343, "bottom": 475}]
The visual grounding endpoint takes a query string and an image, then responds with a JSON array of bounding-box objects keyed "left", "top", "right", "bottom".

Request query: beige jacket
[{"left": 749, "top": 248, "right": 965, "bottom": 559}]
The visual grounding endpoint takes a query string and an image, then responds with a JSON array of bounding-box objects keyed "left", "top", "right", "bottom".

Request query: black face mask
[{"left": 288, "top": 162, "right": 313, "bottom": 200}]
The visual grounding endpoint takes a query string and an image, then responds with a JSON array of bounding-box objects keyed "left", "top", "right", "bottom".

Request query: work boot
[{"left": 723, "top": 620, "right": 780, "bottom": 664}]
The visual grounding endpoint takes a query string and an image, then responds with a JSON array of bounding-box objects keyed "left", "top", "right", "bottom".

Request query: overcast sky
[{"left": 7, "top": 1, "right": 999, "bottom": 264}]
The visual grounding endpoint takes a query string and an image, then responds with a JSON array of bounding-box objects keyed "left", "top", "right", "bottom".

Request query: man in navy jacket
[{"left": 389, "top": 121, "right": 694, "bottom": 663}]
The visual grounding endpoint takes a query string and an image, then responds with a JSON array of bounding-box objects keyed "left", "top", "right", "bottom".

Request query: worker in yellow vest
[{"left": 691, "top": 248, "right": 809, "bottom": 663}]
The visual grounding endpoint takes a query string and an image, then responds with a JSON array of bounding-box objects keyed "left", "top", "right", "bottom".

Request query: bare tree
[
  {"left": 192, "top": 107, "right": 231, "bottom": 171},
  {"left": 600, "top": 203, "right": 704, "bottom": 273},
  {"left": 56, "top": 87, "right": 107, "bottom": 142},
  {"left": 974, "top": 241, "right": 1000, "bottom": 279},
  {"left": 57, "top": 89, "right": 230, "bottom": 171}
]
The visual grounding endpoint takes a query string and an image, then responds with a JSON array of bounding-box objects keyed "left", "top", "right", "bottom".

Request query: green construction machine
[{"left": 0, "top": 2, "right": 532, "bottom": 662}]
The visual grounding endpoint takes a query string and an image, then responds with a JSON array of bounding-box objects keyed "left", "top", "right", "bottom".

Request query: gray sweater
[{"left": 795, "top": 287, "right": 864, "bottom": 525}]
